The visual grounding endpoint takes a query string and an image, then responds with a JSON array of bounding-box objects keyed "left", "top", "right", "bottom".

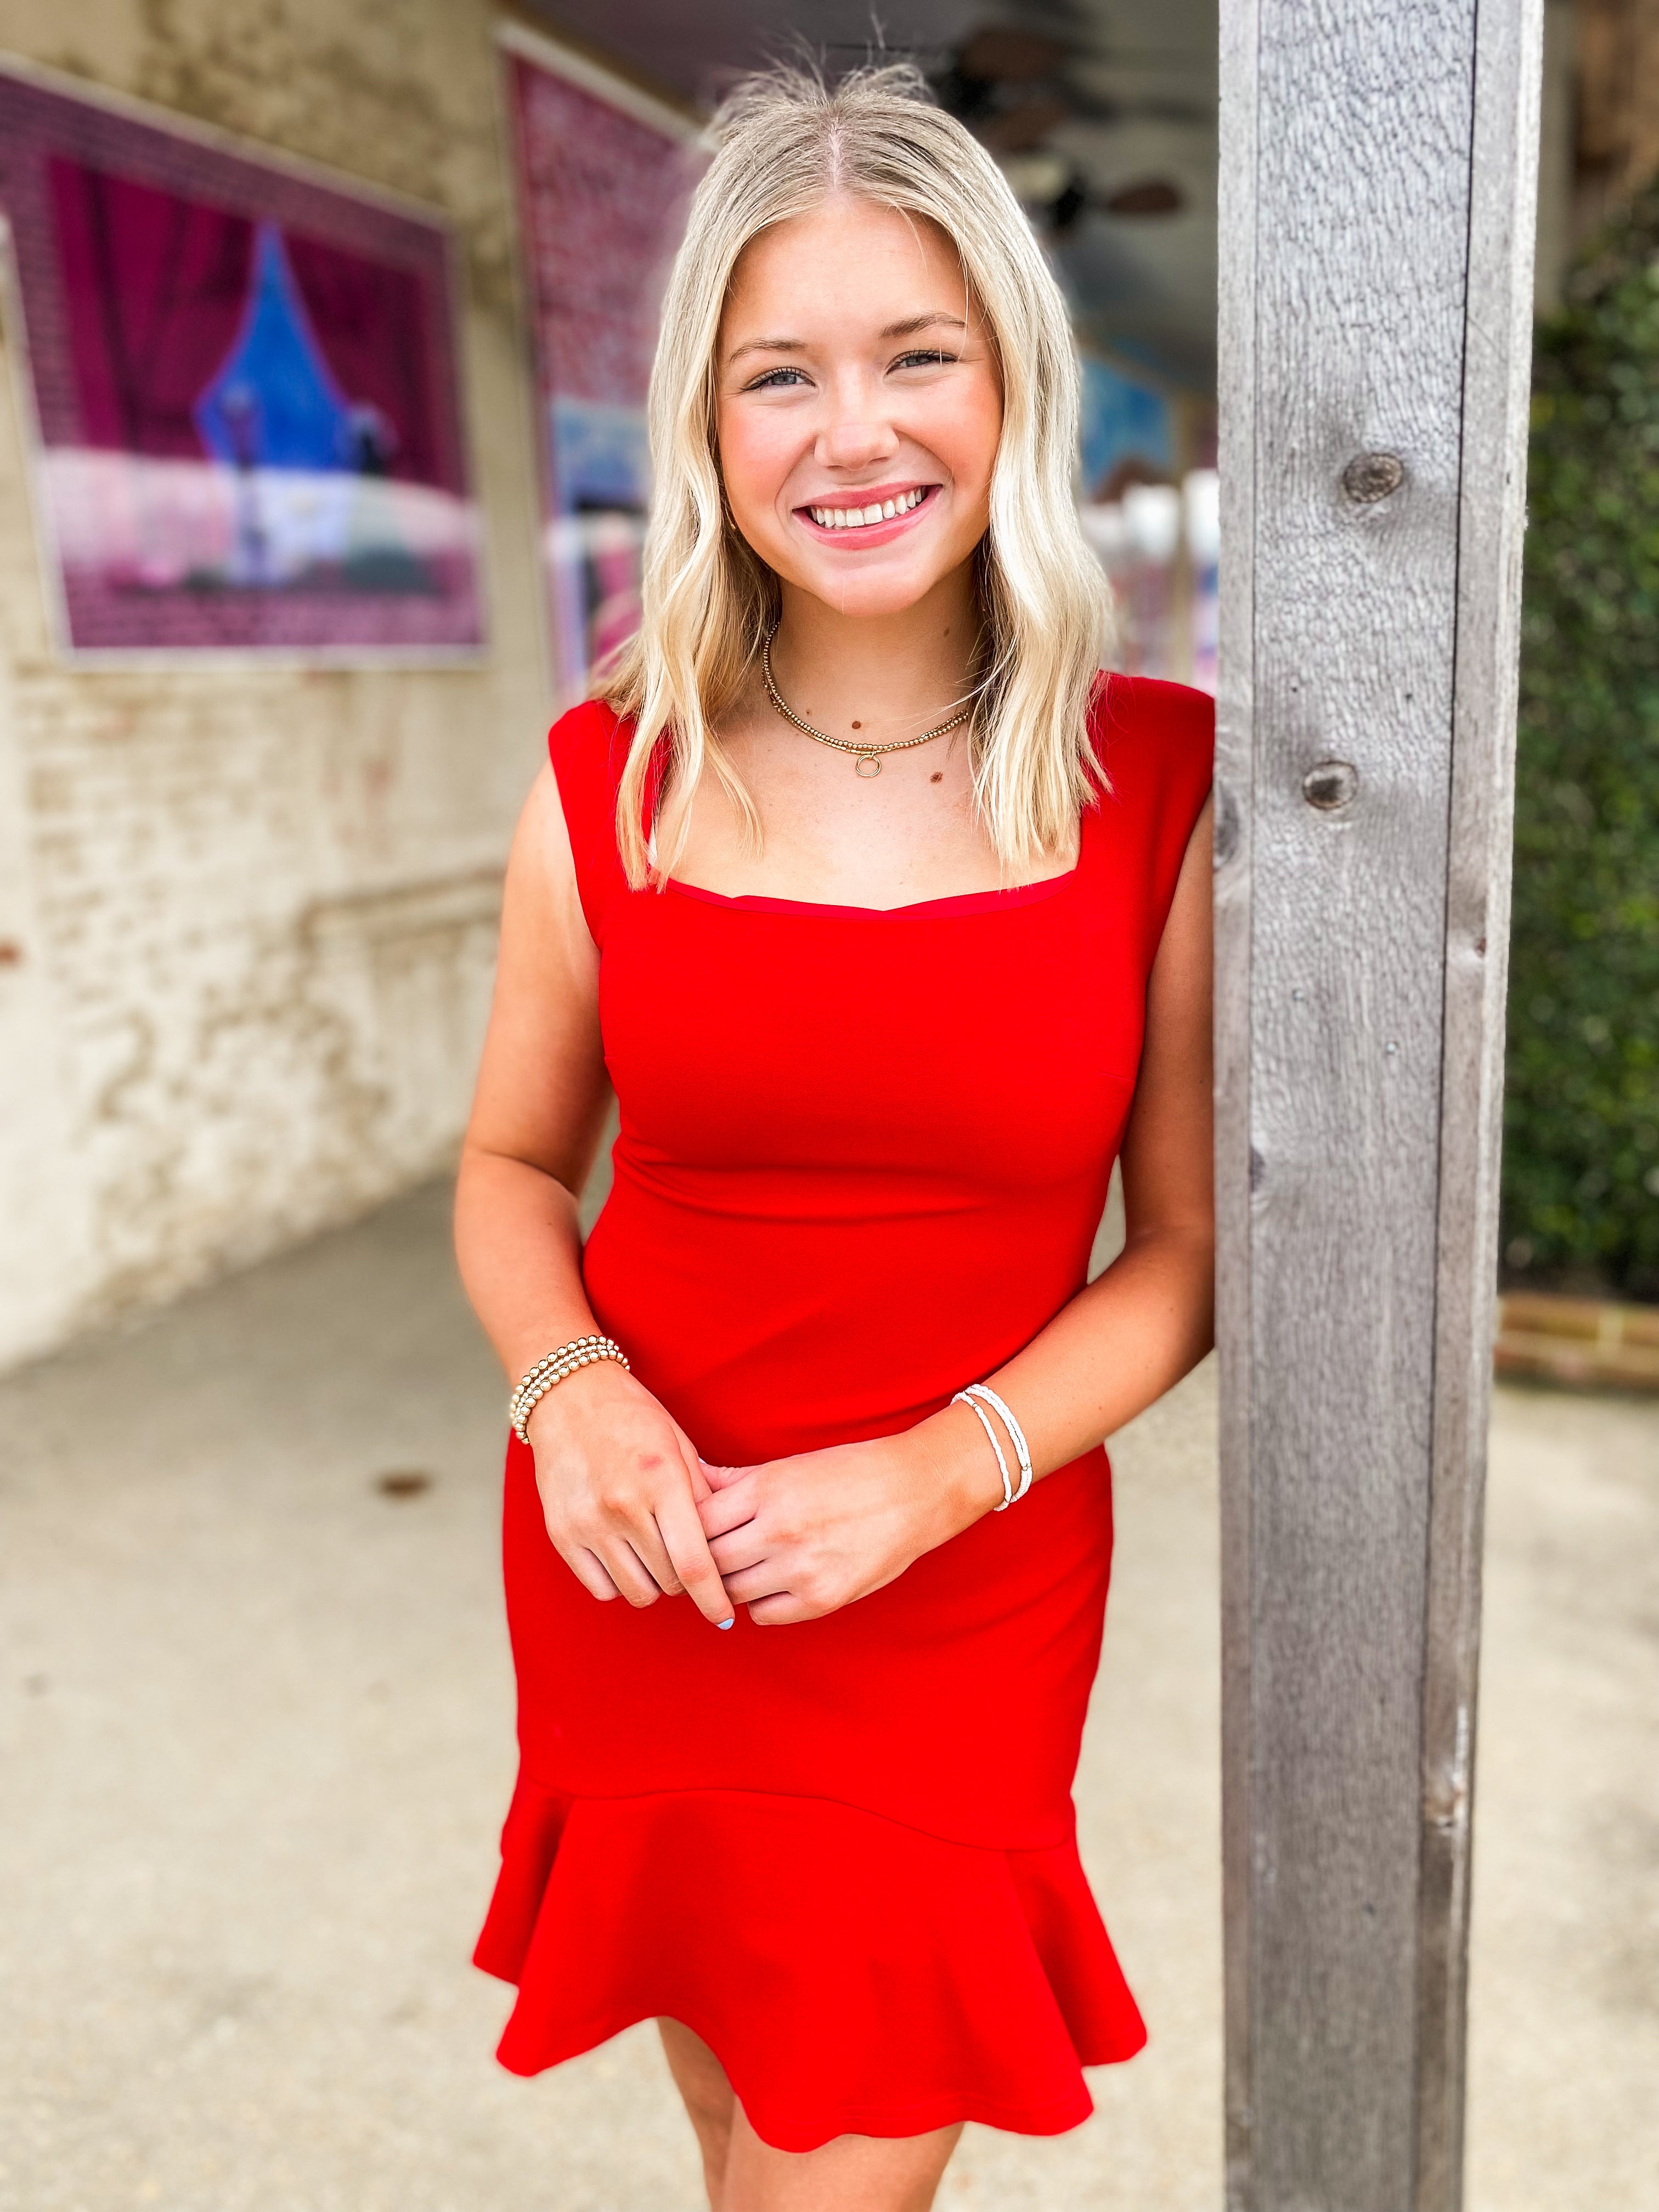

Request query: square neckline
[
  {"left": 661, "top": 856, "right": 1082, "bottom": 922},
  {"left": 659, "top": 809, "right": 1090, "bottom": 922},
  {"left": 662, "top": 864, "right": 1081, "bottom": 921}
]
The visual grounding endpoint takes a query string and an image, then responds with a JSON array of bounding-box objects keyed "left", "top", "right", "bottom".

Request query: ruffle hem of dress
[{"left": 473, "top": 1774, "right": 1148, "bottom": 2151}]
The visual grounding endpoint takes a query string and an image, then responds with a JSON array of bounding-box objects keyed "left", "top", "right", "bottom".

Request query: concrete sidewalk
[{"left": 1, "top": 1180, "right": 1654, "bottom": 2211}]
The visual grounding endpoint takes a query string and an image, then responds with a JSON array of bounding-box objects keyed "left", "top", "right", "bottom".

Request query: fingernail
[{"left": 717, "top": 1617, "right": 735, "bottom": 1630}]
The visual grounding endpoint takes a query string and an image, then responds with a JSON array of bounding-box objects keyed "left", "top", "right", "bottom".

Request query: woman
[{"left": 456, "top": 64, "right": 1215, "bottom": 2212}]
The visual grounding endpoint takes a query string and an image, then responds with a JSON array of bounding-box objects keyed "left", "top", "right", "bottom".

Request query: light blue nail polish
[{"left": 717, "top": 1617, "right": 735, "bottom": 1630}]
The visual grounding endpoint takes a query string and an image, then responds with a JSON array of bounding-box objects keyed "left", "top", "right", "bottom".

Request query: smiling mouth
[{"left": 801, "top": 485, "right": 936, "bottom": 531}]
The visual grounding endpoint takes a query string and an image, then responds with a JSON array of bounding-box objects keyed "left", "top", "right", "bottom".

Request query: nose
[{"left": 816, "top": 409, "right": 898, "bottom": 475}]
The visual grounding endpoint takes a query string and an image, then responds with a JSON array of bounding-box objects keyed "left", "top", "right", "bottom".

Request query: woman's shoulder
[
  {"left": 1087, "top": 670, "right": 1214, "bottom": 814},
  {"left": 1081, "top": 674, "right": 1212, "bottom": 933},
  {"left": 1088, "top": 669, "right": 1214, "bottom": 762},
  {"left": 544, "top": 698, "right": 636, "bottom": 926},
  {"left": 547, "top": 696, "right": 631, "bottom": 786},
  {"left": 546, "top": 695, "right": 640, "bottom": 838}
]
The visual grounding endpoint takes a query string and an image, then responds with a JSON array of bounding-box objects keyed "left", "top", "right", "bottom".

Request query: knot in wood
[
  {"left": 1341, "top": 450, "right": 1406, "bottom": 504},
  {"left": 1301, "top": 759, "right": 1359, "bottom": 811}
]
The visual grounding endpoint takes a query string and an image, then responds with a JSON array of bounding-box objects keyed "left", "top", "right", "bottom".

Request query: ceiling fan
[{"left": 930, "top": 24, "right": 1207, "bottom": 230}]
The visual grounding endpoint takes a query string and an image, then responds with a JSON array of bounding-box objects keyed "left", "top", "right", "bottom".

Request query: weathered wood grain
[
  {"left": 1213, "top": 0, "right": 1259, "bottom": 2202},
  {"left": 1417, "top": 8, "right": 1542, "bottom": 2208},
  {"left": 1214, "top": 3, "right": 1542, "bottom": 2207}
]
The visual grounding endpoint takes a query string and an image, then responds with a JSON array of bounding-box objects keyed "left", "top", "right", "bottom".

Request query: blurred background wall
[{"left": 0, "top": 0, "right": 550, "bottom": 1367}]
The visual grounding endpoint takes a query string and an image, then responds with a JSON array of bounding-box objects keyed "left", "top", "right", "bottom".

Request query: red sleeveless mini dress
[{"left": 473, "top": 673, "right": 1215, "bottom": 2150}]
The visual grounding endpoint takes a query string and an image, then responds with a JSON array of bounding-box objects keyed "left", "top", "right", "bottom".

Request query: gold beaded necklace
[{"left": 760, "top": 628, "right": 978, "bottom": 778}]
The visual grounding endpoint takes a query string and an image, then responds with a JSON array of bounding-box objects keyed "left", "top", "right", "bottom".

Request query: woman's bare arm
[
  {"left": 455, "top": 766, "right": 612, "bottom": 1375},
  {"left": 455, "top": 765, "right": 733, "bottom": 1628},
  {"left": 953, "top": 788, "right": 1216, "bottom": 1461},
  {"left": 702, "top": 796, "right": 1216, "bottom": 1624}
]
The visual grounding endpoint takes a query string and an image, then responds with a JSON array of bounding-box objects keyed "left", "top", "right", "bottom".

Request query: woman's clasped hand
[
  {"left": 529, "top": 1373, "right": 996, "bottom": 1628},
  {"left": 525, "top": 1362, "right": 735, "bottom": 1623},
  {"left": 698, "top": 1432, "right": 993, "bottom": 1625}
]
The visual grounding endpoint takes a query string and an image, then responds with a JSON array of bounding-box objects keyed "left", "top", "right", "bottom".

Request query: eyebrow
[
  {"left": 725, "top": 311, "right": 968, "bottom": 366},
  {"left": 880, "top": 312, "right": 967, "bottom": 340},
  {"left": 726, "top": 336, "right": 805, "bottom": 363}
]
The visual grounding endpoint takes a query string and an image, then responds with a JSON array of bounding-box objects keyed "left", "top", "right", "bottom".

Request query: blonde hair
[{"left": 600, "top": 62, "right": 1113, "bottom": 887}]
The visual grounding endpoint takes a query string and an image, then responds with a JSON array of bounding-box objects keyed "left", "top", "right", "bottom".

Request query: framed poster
[
  {"left": 500, "top": 27, "right": 701, "bottom": 702},
  {"left": 0, "top": 59, "right": 483, "bottom": 661}
]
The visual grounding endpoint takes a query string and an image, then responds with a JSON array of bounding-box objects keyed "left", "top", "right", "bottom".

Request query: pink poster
[
  {"left": 504, "top": 36, "right": 700, "bottom": 700},
  {"left": 0, "top": 61, "right": 482, "bottom": 659}
]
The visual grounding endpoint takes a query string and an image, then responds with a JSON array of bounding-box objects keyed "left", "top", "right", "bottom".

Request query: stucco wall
[{"left": 0, "top": 0, "right": 552, "bottom": 1365}]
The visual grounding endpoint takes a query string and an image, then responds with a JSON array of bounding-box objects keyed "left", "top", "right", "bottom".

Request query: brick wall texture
[{"left": 0, "top": 0, "right": 554, "bottom": 1364}]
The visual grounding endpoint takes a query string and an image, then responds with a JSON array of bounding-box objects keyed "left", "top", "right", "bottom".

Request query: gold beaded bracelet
[{"left": 510, "top": 1334, "right": 630, "bottom": 1444}]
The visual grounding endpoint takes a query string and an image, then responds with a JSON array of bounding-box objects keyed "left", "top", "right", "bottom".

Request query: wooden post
[{"left": 1214, "top": 5, "right": 1542, "bottom": 2209}]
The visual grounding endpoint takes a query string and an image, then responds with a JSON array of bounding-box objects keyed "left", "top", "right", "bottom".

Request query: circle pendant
[{"left": 855, "top": 754, "right": 882, "bottom": 778}]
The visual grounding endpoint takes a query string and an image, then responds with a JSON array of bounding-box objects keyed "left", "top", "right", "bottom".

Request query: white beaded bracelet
[
  {"left": 514, "top": 1331, "right": 621, "bottom": 1395},
  {"left": 510, "top": 1334, "right": 629, "bottom": 1444},
  {"left": 952, "top": 1381, "right": 1035, "bottom": 1510}
]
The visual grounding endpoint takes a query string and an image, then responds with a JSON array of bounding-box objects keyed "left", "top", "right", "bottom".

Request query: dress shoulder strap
[
  {"left": 546, "top": 699, "right": 634, "bottom": 946},
  {"left": 1086, "top": 672, "right": 1216, "bottom": 955}
]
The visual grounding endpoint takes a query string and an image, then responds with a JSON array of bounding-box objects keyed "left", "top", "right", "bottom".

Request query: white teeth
[{"left": 809, "top": 489, "right": 928, "bottom": 530}]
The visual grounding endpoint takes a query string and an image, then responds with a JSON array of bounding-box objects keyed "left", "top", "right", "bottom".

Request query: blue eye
[
  {"left": 894, "top": 349, "right": 956, "bottom": 370},
  {"left": 745, "top": 366, "right": 810, "bottom": 390}
]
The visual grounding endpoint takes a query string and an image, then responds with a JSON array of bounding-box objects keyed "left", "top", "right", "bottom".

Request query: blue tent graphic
[{"left": 194, "top": 222, "right": 351, "bottom": 472}]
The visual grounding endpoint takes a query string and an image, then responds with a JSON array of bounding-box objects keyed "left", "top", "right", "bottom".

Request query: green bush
[{"left": 1502, "top": 184, "right": 1659, "bottom": 1300}]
